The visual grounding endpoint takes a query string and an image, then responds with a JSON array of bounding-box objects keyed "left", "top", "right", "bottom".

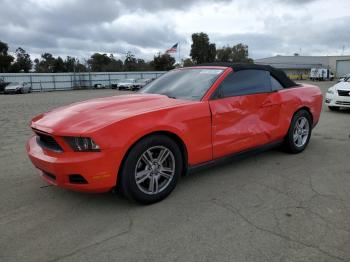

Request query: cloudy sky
[{"left": 0, "top": 0, "right": 349, "bottom": 61}]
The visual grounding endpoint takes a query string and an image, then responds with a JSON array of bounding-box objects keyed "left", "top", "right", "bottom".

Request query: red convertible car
[{"left": 26, "top": 64, "right": 323, "bottom": 204}]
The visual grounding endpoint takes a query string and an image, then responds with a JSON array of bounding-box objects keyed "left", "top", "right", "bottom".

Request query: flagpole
[{"left": 178, "top": 42, "right": 181, "bottom": 65}]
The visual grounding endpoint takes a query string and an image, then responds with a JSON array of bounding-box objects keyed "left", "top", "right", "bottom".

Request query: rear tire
[
  {"left": 284, "top": 110, "right": 312, "bottom": 154},
  {"left": 328, "top": 106, "right": 340, "bottom": 111},
  {"left": 119, "top": 135, "right": 183, "bottom": 204}
]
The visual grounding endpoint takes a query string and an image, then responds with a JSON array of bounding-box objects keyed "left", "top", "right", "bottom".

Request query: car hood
[
  {"left": 31, "top": 94, "right": 193, "bottom": 135},
  {"left": 334, "top": 82, "right": 350, "bottom": 90}
]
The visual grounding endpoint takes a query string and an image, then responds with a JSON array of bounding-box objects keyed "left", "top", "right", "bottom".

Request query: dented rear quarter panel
[{"left": 278, "top": 84, "right": 323, "bottom": 135}]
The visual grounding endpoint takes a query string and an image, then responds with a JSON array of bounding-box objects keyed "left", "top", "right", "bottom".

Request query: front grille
[
  {"left": 336, "top": 101, "right": 350, "bottom": 106},
  {"left": 338, "top": 90, "right": 350, "bottom": 97},
  {"left": 34, "top": 130, "right": 63, "bottom": 152}
]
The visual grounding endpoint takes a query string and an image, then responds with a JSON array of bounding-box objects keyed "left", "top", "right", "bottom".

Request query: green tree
[
  {"left": 64, "top": 57, "right": 87, "bottom": 72},
  {"left": 182, "top": 58, "right": 194, "bottom": 67},
  {"left": 34, "top": 53, "right": 56, "bottom": 72},
  {"left": 190, "top": 33, "right": 216, "bottom": 64},
  {"left": 216, "top": 43, "right": 253, "bottom": 63},
  {"left": 150, "top": 53, "right": 175, "bottom": 71},
  {"left": 216, "top": 46, "right": 232, "bottom": 62},
  {"left": 104, "top": 54, "right": 123, "bottom": 72},
  {"left": 135, "top": 58, "right": 152, "bottom": 71},
  {"left": 0, "top": 41, "right": 14, "bottom": 73},
  {"left": 124, "top": 52, "right": 137, "bottom": 71},
  {"left": 11, "top": 47, "right": 32, "bottom": 72},
  {"left": 87, "top": 53, "right": 111, "bottom": 72},
  {"left": 34, "top": 58, "right": 40, "bottom": 72},
  {"left": 75, "top": 60, "right": 87, "bottom": 72},
  {"left": 64, "top": 56, "right": 76, "bottom": 72},
  {"left": 87, "top": 53, "right": 125, "bottom": 72},
  {"left": 53, "top": 56, "right": 65, "bottom": 72},
  {"left": 231, "top": 43, "right": 253, "bottom": 63}
]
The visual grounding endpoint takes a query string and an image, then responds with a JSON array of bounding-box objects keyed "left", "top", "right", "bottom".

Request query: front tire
[
  {"left": 284, "top": 110, "right": 312, "bottom": 154},
  {"left": 119, "top": 135, "right": 183, "bottom": 204}
]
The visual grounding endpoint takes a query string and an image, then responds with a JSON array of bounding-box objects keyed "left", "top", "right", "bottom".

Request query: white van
[{"left": 310, "top": 68, "right": 334, "bottom": 81}]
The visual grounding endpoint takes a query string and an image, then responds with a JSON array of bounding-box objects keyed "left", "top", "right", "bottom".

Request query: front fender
[{"left": 92, "top": 102, "right": 213, "bottom": 170}]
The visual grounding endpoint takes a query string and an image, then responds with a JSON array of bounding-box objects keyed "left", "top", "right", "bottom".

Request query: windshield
[
  {"left": 140, "top": 68, "right": 224, "bottom": 100},
  {"left": 8, "top": 82, "right": 20, "bottom": 86},
  {"left": 123, "top": 79, "right": 134, "bottom": 83}
]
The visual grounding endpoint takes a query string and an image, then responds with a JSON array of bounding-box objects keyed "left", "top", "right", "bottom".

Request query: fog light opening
[{"left": 69, "top": 174, "right": 88, "bottom": 184}]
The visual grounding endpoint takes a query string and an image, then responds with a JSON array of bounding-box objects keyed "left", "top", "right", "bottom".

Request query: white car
[
  {"left": 4, "top": 82, "right": 32, "bottom": 94},
  {"left": 93, "top": 83, "right": 107, "bottom": 89},
  {"left": 325, "top": 77, "right": 350, "bottom": 110},
  {"left": 338, "top": 74, "right": 350, "bottom": 82},
  {"left": 132, "top": 78, "right": 153, "bottom": 91},
  {"left": 117, "top": 79, "right": 136, "bottom": 90}
]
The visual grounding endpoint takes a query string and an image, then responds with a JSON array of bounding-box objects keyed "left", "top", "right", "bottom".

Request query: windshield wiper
[{"left": 161, "top": 93, "right": 177, "bottom": 99}]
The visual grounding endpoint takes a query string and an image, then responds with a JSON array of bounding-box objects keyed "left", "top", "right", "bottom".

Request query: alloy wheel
[
  {"left": 293, "top": 116, "right": 310, "bottom": 147},
  {"left": 134, "top": 146, "right": 175, "bottom": 195}
]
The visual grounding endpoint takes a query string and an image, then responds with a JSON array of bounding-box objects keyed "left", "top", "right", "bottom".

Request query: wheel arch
[
  {"left": 294, "top": 106, "right": 314, "bottom": 126},
  {"left": 116, "top": 130, "right": 189, "bottom": 187}
]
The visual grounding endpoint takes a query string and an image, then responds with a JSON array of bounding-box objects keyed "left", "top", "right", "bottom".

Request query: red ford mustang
[{"left": 26, "top": 64, "right": 323, "bottom": 204}]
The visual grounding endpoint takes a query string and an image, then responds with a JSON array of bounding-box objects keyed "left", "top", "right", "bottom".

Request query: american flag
[{"left": 166, "top": 43, "right": 178, "bottom": 54}]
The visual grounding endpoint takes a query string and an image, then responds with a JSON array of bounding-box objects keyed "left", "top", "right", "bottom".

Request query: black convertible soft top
[{"left": 198, "top": 62, "right": 297, "bottom": 88}]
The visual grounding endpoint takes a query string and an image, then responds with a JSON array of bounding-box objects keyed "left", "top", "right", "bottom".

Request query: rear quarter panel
[{"left": 278, "top": 84, "right": 323, "bottom": 138}]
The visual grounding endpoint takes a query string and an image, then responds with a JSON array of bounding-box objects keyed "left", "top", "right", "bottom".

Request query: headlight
[
  {"left": 327, "top": 88, "right": 335, "bottom": 94},
  {"left": 64, "top": 137, "right": 100, "bottom": 152}
]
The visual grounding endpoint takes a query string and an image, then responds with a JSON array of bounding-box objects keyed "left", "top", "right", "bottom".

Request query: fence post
[
  {"left": 29, "top": 74, "right": 33, "bottom": 90},
  {"left": 70, "top": 74, "right": 73, "bottom": 90},
  {"left": 52, "top": 75, "right": 56, "bottom": 91}
]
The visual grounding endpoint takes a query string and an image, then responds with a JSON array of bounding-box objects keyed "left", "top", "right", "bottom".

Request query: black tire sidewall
[
  {"left": 285, "top": 110, "right": 312, "bottom": 154},
  {"left": 120, "top": 135, "right": 183, "bottom": 204}
]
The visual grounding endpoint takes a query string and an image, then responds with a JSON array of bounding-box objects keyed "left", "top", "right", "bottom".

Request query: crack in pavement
[
  {"left": 211, "top": 198, "right": 345, "bottom": 262},
  {"left": 48, "top": 215, "right": 133, "bottom": 262},
  {"left": 307, "top": 171, "right": 346, "bottom": 203},
  {"left": 254, "top": 181, "right": 350, "bottom": 235}
]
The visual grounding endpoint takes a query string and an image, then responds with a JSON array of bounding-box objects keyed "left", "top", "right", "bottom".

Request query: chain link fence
[{"left": 0, "top": 71, "right": 165, "bottom": 92}]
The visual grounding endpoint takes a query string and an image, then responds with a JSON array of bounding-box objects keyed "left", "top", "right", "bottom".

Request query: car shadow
[
  {"left": 327, "top": 108, "right": 350, "bottom": 114},
  {"left": 36, "top": 147, "right": 290, "bottom": 208}
]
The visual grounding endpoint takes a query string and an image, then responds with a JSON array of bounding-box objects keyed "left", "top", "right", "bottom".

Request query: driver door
[{"left": 209, "top": 69, "right": 282, "bottom": 159}]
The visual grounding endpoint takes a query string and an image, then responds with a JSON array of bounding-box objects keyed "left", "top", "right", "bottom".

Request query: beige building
[{"left": 255, "top": 55, "right": 350, "bottom": 80}]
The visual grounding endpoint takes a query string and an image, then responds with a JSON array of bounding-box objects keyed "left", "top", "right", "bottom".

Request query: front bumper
[
  {"left": 325, "top": 92, "right": 350, "bottom": 107},
  {"left": 4, "top": 89, "right": 20, "bottom": 94},
  {"left": 26, "top": 136, "right": 121, "bottom": 193}
]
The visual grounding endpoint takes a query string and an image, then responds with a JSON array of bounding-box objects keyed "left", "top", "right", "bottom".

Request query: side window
[
  {"left": 270, "top": 76, "right": 283, "bottom": 91},
  {"left": 217, "top": 70, "right": 272, "bottom": 98}
]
